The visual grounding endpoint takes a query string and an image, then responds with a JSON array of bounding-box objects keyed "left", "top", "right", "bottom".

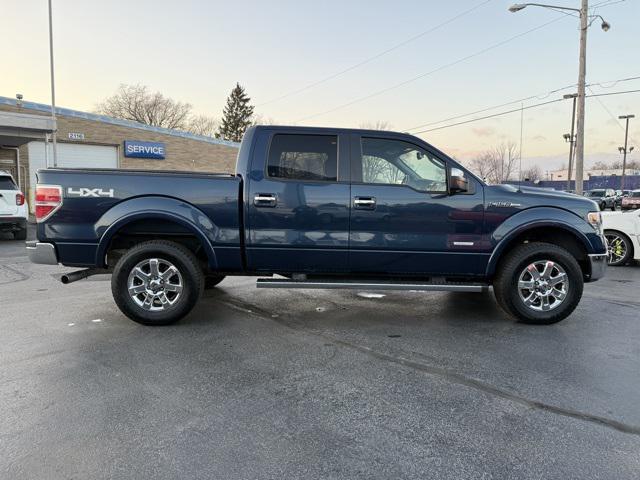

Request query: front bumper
[
  {"left": 26, "top": 241, "right": 59, "bottom": 265},
  {"left": 587, "top": 253, "right": 607, "bottom": 281}
]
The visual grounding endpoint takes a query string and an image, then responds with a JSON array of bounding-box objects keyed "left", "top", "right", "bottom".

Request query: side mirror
[{"left": 449, "top": 168, "right": 468, "bottom": 194}]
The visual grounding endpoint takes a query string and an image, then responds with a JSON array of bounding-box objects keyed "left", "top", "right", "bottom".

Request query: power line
[
  {"left": 404, "top": 84, "right": 575, "bottom": 132},
  {"left": 589, "top": 75, "right": 640, "bottom": 89},
  {"left": 294, "top": 15, "right": 569, "bottom": 123},
  {"left": 256, "top": 0, "right": 494, "bottom": 107},
  {"left": 591, "top": 0, "right": 627, "bottom": 11},
  {"left": 587, "top": 88, "right": 640, "bottom": 98},
  {"left": 587, "top": 86, "right": 638, "bottom": 145},
  {"left": 404, "top": 75, "right": 640, "bottom": 132},
  {"left": 411, "top": 89, "right": 640, "bottom": 134},
  {"left": 412, "top": 98, "right": 565, "bottom": 134}
]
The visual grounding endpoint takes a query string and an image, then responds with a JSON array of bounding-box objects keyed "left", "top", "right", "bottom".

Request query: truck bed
[{"left": 35, "top": 167, "right": 243, "bottom": 269}]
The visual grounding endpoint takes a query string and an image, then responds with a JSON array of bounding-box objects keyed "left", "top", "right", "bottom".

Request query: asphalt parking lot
[{"left": 1, "top": 226, "right": 639, "bottom": 479}]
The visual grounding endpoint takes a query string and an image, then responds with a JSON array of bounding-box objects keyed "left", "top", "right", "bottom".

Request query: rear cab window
[{"left": 267, "top": 134, "right": 338, "bottom": 182}]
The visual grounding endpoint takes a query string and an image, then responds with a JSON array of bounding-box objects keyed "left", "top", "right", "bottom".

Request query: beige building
[{"left": 0, "top": 96, "right": 240, "bottom": 208}]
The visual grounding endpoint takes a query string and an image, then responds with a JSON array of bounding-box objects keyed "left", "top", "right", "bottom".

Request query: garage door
[{"left": 28, "top": 142, "right": 118, "bottom": 191}]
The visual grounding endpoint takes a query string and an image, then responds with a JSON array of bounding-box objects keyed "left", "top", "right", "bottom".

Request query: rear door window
[{"left": 267, "top": 134, "right": 338, "bottom": 182}]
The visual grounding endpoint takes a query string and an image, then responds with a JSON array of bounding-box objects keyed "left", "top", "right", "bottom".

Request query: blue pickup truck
[{"left": 28, "top": 126, "right": 607, "bottom": 325}]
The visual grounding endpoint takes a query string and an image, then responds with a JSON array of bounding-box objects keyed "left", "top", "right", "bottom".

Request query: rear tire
[
  {"left": 493, "top": 242, "right": 583, "bottom": 325},
  {"left": 14, "top": 227, "right": 27, "bottom": 240},
  {"left": 111, "top": 240, "right": 204, "bottom": 326}
]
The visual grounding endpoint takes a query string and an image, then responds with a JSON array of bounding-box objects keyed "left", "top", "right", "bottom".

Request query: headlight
[{"left": 587, "top": 211, "right": 602, "bottom": 234}]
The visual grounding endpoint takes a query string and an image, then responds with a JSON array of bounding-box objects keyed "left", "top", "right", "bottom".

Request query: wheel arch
[
  {"left": 487, "top": 222, "right": 592, "bottom": 279},
  {"left": 95, "top": 197, "right": 219, "bottom": 270}
]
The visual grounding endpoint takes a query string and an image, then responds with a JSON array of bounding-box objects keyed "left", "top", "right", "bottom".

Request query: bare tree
[
  {"left": 96, "top": 84, "right": 192, "bottom": 130},
  {"left": 469, "top": 142, "right": 519, "bottom": 184},
  {"left": 591, "top": 160, "right": 610, "bottom": 170},
  {"left": 522, "top": 165, "right": 542, "bottom": 182},
  {"left": 252, "top": 114, "right": 277, "bottom": 126},
  {"left": 186, "top": 115, "right": 219, "bottom": 137},
  {"left": 359, "top": 121, "right": 393, "bottom": 131}
]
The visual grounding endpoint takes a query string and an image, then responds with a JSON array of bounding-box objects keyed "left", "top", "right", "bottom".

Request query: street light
[
  {"left": 618, "top": 114, "right": 635, "bottom": 190},
  {"left": 508, "top": 1, "right": 611, "bottom": 194},
  {"left": 508, "top": 4, "right": 528, "bottom": 12}
]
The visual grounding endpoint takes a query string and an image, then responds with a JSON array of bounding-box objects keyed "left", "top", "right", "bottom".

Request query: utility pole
[
  {"left": 618, "top": 114, "right": 635, "bottom": 190},
  {"left": 508, "top": 1, "right": 611, "bottom": 194},
  {"left": 48, "top": 0, "right": 58, "bottom": 167},
  {"left": 573, "top": 0, "right": 588, "bottom": 195},
  {"left": 563, "top": 93, "right": 578, "bottom": 191}
]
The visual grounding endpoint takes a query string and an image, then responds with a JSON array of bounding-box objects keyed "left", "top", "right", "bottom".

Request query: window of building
[{"left": 267, "top": 134, "right": 338, "bottom": 182}]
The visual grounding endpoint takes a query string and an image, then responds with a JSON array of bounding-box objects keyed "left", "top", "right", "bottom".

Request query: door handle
[
  {"left": 354, "top": 196, "right": 376, "bottom": 210},
  {"left": 254, "top": 193, "right": 277, "bottom": 207}
]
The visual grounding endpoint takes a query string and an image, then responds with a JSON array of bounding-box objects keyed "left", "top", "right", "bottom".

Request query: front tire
[
  {"left": 604, "top": 230, "right": 633, "bottom": 266},
  {"left": 111, "top": 240, "right": 204, "bottom": 325},
  {"left": 493, "top": 242, "right": 583, "bottom": 325}
]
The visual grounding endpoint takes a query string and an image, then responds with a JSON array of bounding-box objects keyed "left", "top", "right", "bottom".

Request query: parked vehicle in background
[
  {"left": 27, "top": 126, "right": 608, "bottom": 326},
  {"left": 615, "top": 189, "right": 631, "bottom": 208},
  {"left": 0, "top": 171, "right": 28, "bottom": 240},
  {"left": 585, "top": 189, "right": 617, "bottom": 211},
  {"left": 602, "top": 210, "right": 640, "bottom": 266},
  {"left": 621, "top": 190, "right": 640, "bottom": 210}
]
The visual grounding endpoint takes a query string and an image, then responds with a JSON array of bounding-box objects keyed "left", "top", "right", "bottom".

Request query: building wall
[{"left": 0, "top": 103, "right": 239, "bottom": 194}]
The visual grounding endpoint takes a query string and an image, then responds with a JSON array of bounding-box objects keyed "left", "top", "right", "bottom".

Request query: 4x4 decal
[{"left": 67, "top": 187, "right": 114, "bottom": 198}]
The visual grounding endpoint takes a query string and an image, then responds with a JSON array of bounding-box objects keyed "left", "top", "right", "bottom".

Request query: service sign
[{"left": 124, "top": 140, "right": 166, "bottom": 159}]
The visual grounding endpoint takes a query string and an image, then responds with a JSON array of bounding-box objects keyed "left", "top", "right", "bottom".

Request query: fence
[{"left": 510, "top": 175, "right": 640, "bottom": 191}]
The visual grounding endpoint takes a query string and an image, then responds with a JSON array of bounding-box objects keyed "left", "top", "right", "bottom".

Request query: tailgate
[{"left": 0, "top": 191, "right": 18, "bottom": 216}]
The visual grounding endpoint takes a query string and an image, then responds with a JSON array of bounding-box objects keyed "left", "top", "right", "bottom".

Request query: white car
[
  {"left": 0, "top": 171, "right": 28, "bottom": 240},
  {"left": 602, "top": 210, "right": 640, "bottom": 266}
]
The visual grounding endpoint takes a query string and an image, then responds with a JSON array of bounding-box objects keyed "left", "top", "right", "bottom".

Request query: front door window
[{"left": 360, "top": 137, "right": 447, "bottom": 193}]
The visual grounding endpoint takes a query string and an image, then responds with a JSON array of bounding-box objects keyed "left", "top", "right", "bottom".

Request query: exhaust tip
[{"left": 60, "top": 275, "right": 71, "bottom": 284}]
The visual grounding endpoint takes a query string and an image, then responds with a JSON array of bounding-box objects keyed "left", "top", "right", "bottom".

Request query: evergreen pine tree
[{"left": 217, "top": 83, "right": 255, "bottom": 142}]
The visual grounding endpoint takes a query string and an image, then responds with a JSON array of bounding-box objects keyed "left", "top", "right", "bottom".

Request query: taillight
[
  {"left": 16, "top": 192, "right": 25, "bottom": 206},
  {"left": 35, "top": 185, "right": 63, "bottom": 222}
]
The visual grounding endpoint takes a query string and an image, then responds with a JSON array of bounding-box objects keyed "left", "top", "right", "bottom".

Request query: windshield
[{"left": 586, "top": 191, "right": 605, "bottom": 197}]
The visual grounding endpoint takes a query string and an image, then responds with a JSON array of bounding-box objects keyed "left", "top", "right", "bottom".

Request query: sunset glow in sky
[{"left": 2, "top": 0, "right": 639, "bottom": 170}]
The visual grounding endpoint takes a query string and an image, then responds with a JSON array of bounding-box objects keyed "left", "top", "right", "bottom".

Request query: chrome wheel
[
  {"left": 517, "top": 260, "right": 569, "bottom": 312},
  {"left": 605, "top": 232, "right": 627, "bottom": 265},
  {"left": 127, "top": 258, "right": 183, "bottom": 311}
]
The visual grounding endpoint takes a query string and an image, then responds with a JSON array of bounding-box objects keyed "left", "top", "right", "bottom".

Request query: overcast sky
[{"left": 2, "top": 0, "right": 639, "bottom": 171}]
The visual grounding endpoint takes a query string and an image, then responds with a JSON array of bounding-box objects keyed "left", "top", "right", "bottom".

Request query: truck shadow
[{"left": 190, "top": 286, "right": 511, "bottom": 329}]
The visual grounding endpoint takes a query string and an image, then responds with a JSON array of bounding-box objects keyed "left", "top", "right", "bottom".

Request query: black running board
[{"left": 256, "top": 278, "right": 489, "bottom": 292}]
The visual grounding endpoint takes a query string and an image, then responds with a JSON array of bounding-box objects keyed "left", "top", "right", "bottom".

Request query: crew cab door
[
  {"left": 348, "top": 134, "right": 487, "bottom": 276},
  {"left": 245, "top": 130, "right": 351, "bottom": 273}
]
